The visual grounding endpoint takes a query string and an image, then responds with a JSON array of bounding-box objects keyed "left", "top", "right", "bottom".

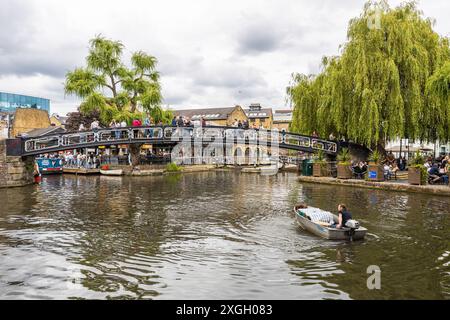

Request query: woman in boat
[{"left": 333, "top": 204, "right": 352, "bottom": 229}]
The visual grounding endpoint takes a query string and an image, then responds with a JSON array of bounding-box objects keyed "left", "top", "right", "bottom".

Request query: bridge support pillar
[{"left": 0, "top": 140, "right": 34, "bottom": 188}]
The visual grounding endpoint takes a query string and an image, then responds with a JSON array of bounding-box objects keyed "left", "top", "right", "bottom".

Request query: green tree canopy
[
  {"left": 65, "top": 35, "right": 171, "bottom": 125},
  {"left": 288, "top": 1, "right": 450, "bottom": 148}
]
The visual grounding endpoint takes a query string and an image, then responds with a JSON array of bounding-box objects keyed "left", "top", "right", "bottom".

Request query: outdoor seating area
[
  {"left": 302, "top": 148, "right": 449, "bottom": 188},
  {"left": 425, "top": 155, "right": 449, "bottom": 185}
]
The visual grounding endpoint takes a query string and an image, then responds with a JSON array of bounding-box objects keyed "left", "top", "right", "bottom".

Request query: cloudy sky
[{"left": 1, "top": 0, "right": 449, "bottom": 116}]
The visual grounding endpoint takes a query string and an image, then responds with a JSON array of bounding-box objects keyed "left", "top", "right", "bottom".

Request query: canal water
[{"left": 0, "top": 171, "right": 448, "bottom": 299}]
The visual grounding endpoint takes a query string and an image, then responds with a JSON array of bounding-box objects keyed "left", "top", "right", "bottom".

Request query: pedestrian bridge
[{"left": 14, "top": 126, "right": 339, "bottom": 157}]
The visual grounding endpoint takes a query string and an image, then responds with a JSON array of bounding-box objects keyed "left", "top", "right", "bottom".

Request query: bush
[
  {"left": 337, "top": 148, "right": 351, "bottom": 165},
  {"left": 369, "top": 149, "right": 383, "bottom": 164},
  {"left": 409, "top": 151, "right": 425, "bottom": 166},
  {"left": 166, "top": 162, "right": 182, "bottom": 172}
]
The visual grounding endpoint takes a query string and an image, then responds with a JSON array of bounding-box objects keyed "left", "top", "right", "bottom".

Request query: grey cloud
[
  {"left": 0, "top": 1, "right": 84, "bottom": 78},
  {"left": 194, "top": 62, "right": 266, "bottom": 89},
  {"left": 235, "top": 18, "right": 290, "bottom": 55}
]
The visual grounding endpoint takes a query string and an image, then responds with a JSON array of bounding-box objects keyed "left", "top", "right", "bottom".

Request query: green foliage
[
  {"left": 409, "top": 150, "right": 425, "bottom": 166},
  {"left": 288, "top": 1, "right": 450, "bottom": 147},
  {"left": 426, "top": 61, "right": 450, "bottom": 140},
  {"left": 166, "top": 162, "right": 182, "bottom": 172},
  {"left": 313, "top": 150, "right": 327, "bottom": 166},
  {"left": 337, "top": 148, "right": 351, "bottom": 164},
  {"left": 64, "top": 35, "right": 170, "bottom": 126},
  {"left": 369, "top": 149, "right": 383, "bottom": 164}
]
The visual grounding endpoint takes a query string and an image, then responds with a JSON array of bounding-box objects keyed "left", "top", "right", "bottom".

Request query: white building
[{"left": 386, "top": 139, "right": 450, "bottom": 159}]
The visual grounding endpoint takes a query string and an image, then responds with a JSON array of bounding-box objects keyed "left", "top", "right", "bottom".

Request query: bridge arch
[{"left": 234, "top": 147, "right": 244, "bottom": 165}]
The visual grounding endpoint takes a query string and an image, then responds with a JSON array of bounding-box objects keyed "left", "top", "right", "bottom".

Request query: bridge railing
[{"left": 21, "top": 125, "right": 338, "bottom": 155}]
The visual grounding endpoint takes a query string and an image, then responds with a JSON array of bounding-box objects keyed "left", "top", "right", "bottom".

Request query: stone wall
[{"left": 0, "top": 140, "right": 34, "bottom": 188}]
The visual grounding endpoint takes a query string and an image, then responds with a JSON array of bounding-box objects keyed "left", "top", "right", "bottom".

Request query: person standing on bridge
[
  {"left": 90, "top": 119, "right": 100, "bottom": 130},
  {"left": 177, "top": 116, "right": 184, "bottom": 127},
  {"left": 329, "top": 132, "right": 336, "bottom": 141},
  {"left": 132, "top": 118, "right": 142, "bottom": 138},
  {"left": 110, "top": 119, "right": 120, "bottom": 140},
  {"left": 143, "top": 115, "right": 151, "bottom": 138}
]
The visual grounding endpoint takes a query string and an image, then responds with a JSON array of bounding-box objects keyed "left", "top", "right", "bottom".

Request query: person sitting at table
[
  {"left": 386, "top": 151, "right": 395, "bottom": 166},
  {"left": 439, "top": 163, "right": 449, "bottom": 185},
  {"left": 428, "top": 164, "right": 442, "bottom": 184}
]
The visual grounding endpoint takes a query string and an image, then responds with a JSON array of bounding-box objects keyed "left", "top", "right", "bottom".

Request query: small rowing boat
[
  {"left": 294, "top": 207, "right": 367, "bottom": 241},
  {"left": 100, "top": 169, "right": 124, "bottom": 176}
]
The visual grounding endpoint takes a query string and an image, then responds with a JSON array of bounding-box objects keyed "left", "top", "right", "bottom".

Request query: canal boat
[
  {"left": 294, "top": 207, "right": 367, "bottom": 241},
  {"left": 100, "top": 169, "right": 124, "bottom": 176},
  {"left": 36, "top": 157, "right": 63, "bottom": 175}
]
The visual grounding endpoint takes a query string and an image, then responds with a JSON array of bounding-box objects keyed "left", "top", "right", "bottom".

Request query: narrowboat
[{"left": 36, "top": 157, "right": 63, "bottom": 175}]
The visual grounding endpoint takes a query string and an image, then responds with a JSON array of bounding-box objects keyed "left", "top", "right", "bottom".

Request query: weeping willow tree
[
  {"left": 64, "top": 35, "right": 172, "bottom": 126},
  {"left": 426, "top": 62, "right": 450, "bottom": 140},
  {"left": 288, "top": 1, "right": 450, "bottom": 149}
]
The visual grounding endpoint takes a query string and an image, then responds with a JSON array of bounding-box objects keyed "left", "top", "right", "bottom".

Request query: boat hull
[
  {"left": 294, "top": 209, "right": 367, "bottom": 240},
  {"left": 100, "top": 169, "right": 124, "bottom": 176}
]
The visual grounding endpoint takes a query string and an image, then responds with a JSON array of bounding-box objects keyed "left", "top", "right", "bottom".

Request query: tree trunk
[
  {"left": 375, "top": 141, "right": 387, "bottom": 158},
  {"left": 110, "top": 75, "right": 117, "bottom": 98},
  {"left": 129, "top": 144, "right": 142, "bottom": 169}
]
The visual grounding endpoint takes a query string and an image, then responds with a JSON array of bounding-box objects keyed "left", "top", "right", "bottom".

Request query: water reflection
[{"left": 0, "top": 172, "right": 449, "bottom": 299}]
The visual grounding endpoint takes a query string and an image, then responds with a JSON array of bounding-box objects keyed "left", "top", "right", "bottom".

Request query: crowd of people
[
  {"left": 347, "top": 151, "right": 449, "bottom": 184},
  {"left": 424, "top": 155, "right": 449, "bottom": 185},
  {"left": 74, "top": 115, "right": 273, "bottom": 137}
]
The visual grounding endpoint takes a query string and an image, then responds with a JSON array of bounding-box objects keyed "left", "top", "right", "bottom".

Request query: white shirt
[
  {"left": 90, "top": 121, "right": 99, "bottom": 130},
  {"left": 120, "top": 121, "right": 127, "bottom": 127}
]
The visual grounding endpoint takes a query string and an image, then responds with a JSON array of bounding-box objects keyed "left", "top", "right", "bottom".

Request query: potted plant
[
  {"left": 313, "top": 150, "right": 328, "bottom": 177},
  {"left": 367, "top": 149, "right": 385, "bottom": 182},
  {"left": 408, "top": 151, "right": 427, "bottom": 185},
  {"left": 336, "top": 148, "right": 352, "bottom": 179}
]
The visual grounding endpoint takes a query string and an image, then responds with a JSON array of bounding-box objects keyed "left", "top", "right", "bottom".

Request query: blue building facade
[{"left": 0, "top": 92, "right": 50, "bottom": 114}]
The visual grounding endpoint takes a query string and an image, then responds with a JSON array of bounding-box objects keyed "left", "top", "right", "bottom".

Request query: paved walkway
[{"left": 298, "top": 176, "right": 450, "bottom": 197}]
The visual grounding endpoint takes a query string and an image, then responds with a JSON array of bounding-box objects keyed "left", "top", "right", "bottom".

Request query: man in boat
[{"left": 333, "top": 204, "right": 352, "bottom": 229}]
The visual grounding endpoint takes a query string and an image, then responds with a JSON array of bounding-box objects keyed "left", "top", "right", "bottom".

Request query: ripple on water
[{"left": 0, "top": 173, "right": 449, "bottom": 299}]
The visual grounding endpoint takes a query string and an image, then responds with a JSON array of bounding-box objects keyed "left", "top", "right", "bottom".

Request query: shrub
[
  {"left": 369, "top": 149, "right": 383, "bottom": 164},
  {"left": 166, "top": 162, "right": 182, "bottom": 172},
  {"left": 337, "top": 148, "right": 351, "bottom": 165}
]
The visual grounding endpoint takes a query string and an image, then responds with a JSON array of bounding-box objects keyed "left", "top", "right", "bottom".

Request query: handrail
[{"left": 21, "top": 125, "right": 338, "bottom": 156}]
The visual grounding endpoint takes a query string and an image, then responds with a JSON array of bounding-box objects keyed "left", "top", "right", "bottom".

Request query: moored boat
[
  {"left": 36, "top": 158, "right": 63, "bottom": 175},
  {"left": 294, "top": 207, "right": 367, "bottom": 240},
  {"left": 100, "top": 169, "right": 124, "bottom": 176}
]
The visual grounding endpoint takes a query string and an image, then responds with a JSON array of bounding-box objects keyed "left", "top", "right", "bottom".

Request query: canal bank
[{"left": 298, "top": 176, "right": 450, "bottom": 197}]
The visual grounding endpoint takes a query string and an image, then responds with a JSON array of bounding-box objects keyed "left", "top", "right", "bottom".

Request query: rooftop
[
  {"left": 20, "top": 126, "right": 65, "bottom": 138},
  {"left": 173, "top": 106, "right": 241, "bottom": 120}
]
